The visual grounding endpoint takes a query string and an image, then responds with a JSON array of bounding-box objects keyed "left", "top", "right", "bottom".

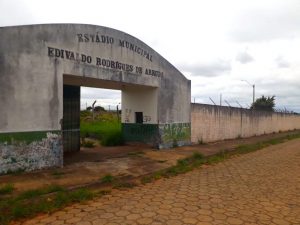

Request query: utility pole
[
  {"left": 241, "top": 80, "right": 255, "bottom": 105},
  {"left": 220, "top": 94, "right": 222, "bottom": 106},
  {"left": 117, "top": 104, "right": 119, "bottom": 121},
  {"left": 92, "top": 100, "right": 97, "bottom": 121},
  {"left": 116, "top": 102, "right": 121, "bottom": 122},
  {"left": 252, "top": 84, "right": 255, "bottom": 105}
]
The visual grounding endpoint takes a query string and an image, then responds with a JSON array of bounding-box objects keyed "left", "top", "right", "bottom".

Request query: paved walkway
[{"left": 21, "top": 139, "right": 300, "bottom": 225}]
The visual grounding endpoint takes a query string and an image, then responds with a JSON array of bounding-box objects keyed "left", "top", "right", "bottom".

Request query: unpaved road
[{"left": 18, "top": 138, "right": 300, "bottom": 224}]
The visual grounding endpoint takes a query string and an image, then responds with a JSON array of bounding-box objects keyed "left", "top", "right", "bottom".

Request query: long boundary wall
[{"left": 191, "top": 103, "right": 300, "bottom": 143}]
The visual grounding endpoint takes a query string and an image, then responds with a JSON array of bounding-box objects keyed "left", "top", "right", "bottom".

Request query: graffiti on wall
[
  {"left": 124, "top": 109, "right": 152, "bottom": 123},
  {"left": 0, "top": 132, "right": 62, "bottom": 174},
  {"left": 143, "top": 115, "right": 151, "bottom": 123},
  {"left": 124, "top": 108, "right": 132, "bottom": 123},
  {"left": 159, "top": 123, "right": 191, "bottom": 147}
]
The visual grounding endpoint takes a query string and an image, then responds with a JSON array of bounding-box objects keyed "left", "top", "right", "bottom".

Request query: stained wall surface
[
  {"left": 121, "top": 86, "right": 158, "bottom": 124},
  {"left": 191, "top": 103, "right": 300, "bottom": 143}
]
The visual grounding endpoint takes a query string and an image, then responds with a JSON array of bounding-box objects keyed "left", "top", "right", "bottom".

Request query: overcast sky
[{"left": 1, "top": 0, "right": 300, "bottom": 112}]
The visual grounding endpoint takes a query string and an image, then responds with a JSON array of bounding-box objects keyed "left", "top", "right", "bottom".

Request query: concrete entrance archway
[
  {"left": 0, "top": 24, "right": 191, "bottom": 174},
  {"left": 62, "top": 74, "right": 159, "bottom": 153}
]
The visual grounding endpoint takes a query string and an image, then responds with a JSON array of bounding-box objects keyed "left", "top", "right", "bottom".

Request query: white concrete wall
[
  {"left": 191, "top": 104, "right": 300, "bottom": 143},
  {"left": 0, "top": 24, "right": 190, "bottom": 133},
  {"left": 121, "top": 86, "right": 158, "bottom": 124},
  {"left": 0, "top": 24, "right": 192, "bottom": 173},
  {"left": 158, "top": 75, "right": 191, "bottom": 124}
]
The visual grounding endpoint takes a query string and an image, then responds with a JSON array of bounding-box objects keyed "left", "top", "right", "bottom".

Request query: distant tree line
[{"left": 86, "top": 106, "right": 105, "bottom": 112}]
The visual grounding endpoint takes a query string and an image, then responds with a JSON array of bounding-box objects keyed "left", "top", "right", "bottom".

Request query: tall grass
[
  {"left": 80, "top": 112, "right": 123, "bottom": 146},
  {"left": 80, "top": 121, "right": 120, "bottom": 138}
]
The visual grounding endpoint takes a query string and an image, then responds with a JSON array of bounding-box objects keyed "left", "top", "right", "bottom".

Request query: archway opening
[
  {"left": 62, "top": 74, "right": 158, "bottom": 165},
  {"left": 80, "top": 87, "right": 122, "bottom": 149}
]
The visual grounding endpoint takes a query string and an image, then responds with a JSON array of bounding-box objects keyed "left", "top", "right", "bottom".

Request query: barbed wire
[{"left": 192, "top": 97, "right": 299, "bottom": 114}]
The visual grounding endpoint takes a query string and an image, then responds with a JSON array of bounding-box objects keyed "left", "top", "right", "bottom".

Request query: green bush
[
  {"left": 80, "top": 111, "right": 123, "bottom": 146},
  {"left": 101, "top": 130, "right": 124, "bottom": 146}
]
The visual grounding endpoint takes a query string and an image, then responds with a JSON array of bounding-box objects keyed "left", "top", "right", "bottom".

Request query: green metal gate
[{"left": 63, "top": 85, "right": 80, "bottom": 153}]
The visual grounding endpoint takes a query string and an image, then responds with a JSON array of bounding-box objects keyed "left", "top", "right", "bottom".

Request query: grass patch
[
  {"left": 141, "top": 152, "right": 205, "bottom": 184},
  {"left": 80, "top": 120, "right": 123, "bottom": 146},
  {"left": 100, "top": 174, "right": 115, "bottom": 184},
  {"left": 141, "top": 132, "right": 300, "bottom": 184},
  {"left": 113, "top": 181, "right": 136, "bottom": 189},
  {"left": 206, "top": 150, "right": 229, "bottom": 164},
  {"left": 0, "top": 183, "right": 14, "bottom": 195},
  {"left": 16, "top": 185, "right": 65, "bottom": 200},
  {"left": 101, "top": 130, "right": 124, "bottom": 146},
  {"left": 0, "top": 186, "right": 96, "bottom": 225},
  {"left": 80, "top": 112, "right": 124, "bottom": 146},
  {"left": 51, "top": 170, "right": 65, "bottom": 178},
  {"left": 234, "top": 133, "right": 300, "bottom": 155},
  {"left": 100, "top": 174, "right": 137, "bottom": 190}
]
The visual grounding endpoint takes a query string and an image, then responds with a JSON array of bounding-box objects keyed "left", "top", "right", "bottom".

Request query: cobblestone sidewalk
[{"left": 20, "top": 139, "right": 300, "bottom": 225}]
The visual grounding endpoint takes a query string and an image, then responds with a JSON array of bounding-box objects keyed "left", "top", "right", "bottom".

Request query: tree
[
  {"left": 251, "top": 95, "right": 275, "bottom": 111},
  {"left": 94, "top": 106, "right": 105, "bottom": 112}
]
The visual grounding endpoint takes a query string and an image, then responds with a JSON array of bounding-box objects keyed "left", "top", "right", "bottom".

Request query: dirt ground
[{"left": 0, "top": 130, "right": 299, "bottom": 193}]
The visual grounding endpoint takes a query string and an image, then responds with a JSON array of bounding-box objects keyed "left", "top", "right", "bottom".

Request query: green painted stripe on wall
[
  {"left": 0, "top": 130, "right": 61, "bottom": 145},
  {"left": 122, "top": 123, "right": 159, "bottom": 143}
]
